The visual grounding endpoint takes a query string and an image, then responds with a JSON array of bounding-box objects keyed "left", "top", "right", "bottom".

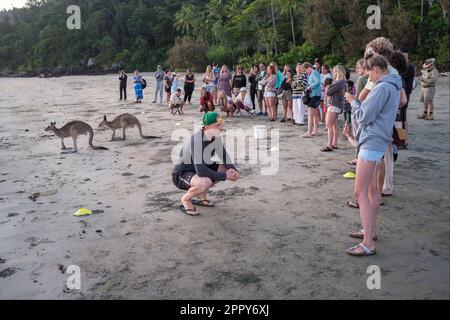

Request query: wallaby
[
  {"left": 98, "top": 113, "right": 161, "bottom": 141},
  {"left": 45, "top": 121, "right": 109, "bottom": 153}
]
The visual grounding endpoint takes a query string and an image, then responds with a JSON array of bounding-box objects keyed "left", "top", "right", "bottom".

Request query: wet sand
[{"left": 0, "top": 73, "right": 449, "bottom": 299}]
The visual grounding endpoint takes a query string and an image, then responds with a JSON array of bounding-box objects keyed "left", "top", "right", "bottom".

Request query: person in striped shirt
[{"left": 291, "top": 63, "right": 309, "bottom": 125}]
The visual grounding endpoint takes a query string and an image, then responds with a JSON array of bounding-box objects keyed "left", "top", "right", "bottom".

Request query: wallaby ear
[{"left": 103, "top": 115, "right": 107, "bottom": 120}]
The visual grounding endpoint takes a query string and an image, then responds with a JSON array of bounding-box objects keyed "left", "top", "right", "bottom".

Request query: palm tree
[
  {"left": 174, "top": 4, "right": 196, "bottom": 37},
  {"left": 225, "top": 0, "right": 248, "bottom": 19},
  {"left": 280, "top": 0, "right": 302, "bottom": 47}
]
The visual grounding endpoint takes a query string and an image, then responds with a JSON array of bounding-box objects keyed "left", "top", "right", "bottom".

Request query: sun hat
[{"left": 423, "top": 58, "right": 435, "bottom": 69}]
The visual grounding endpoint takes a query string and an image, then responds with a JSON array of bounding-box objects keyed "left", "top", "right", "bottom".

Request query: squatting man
[{"left": 172, "top": 112, "right": 239, "bottom": 215}]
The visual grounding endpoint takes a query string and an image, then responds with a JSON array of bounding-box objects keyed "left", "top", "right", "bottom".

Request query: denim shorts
[{"left": 358, "top": 149, "right": 385, "bottom": 164}]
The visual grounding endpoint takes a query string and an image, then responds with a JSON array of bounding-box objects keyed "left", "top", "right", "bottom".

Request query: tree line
[{"left": 0, "top": 0, "right": 448, "bottom": 75}]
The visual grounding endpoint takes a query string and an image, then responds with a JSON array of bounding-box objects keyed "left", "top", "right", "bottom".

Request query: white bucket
[{"left": 253, "top": 125, "right": 267, "bottom": 140}]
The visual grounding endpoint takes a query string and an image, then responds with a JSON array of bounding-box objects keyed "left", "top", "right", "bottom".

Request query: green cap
[{"left": 202, "top": 112, "right": 222, "bottom": 127}]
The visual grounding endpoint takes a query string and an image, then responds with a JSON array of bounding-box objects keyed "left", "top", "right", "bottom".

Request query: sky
[{"left": 0, "top": 0, "right": 27, "bottom": 10}]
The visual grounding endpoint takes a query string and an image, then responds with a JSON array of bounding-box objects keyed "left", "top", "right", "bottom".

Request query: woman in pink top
[{"left": 260, "top": 64, "right": 278, "bottom": 122}]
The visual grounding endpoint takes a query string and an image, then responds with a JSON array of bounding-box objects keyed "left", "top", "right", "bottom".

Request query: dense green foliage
[{"left": 0, "top": 0, "right": 448, "bottom": 74}]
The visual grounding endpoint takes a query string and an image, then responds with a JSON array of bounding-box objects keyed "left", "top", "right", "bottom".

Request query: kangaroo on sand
[{"left": 98, "top": 113, "right": 161, "bottom": 141}]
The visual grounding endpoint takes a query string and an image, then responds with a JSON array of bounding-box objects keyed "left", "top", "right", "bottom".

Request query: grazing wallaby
[
  {"left": 45, "top": 121, "right": 109, "bottom": 153},
  {"left": 98, "top": 113, "right": 161, "bottom": 141}
]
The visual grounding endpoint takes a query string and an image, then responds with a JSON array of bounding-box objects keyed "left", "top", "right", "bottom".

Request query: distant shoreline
[{"left": 0, "top": 70, "right": 119, "bottom": 78}]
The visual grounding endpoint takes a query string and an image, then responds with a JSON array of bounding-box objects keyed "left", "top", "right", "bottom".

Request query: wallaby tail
[
  {"left": 136, "top": 120, "right": 161, "bottom": 140},
  {"left": 88, "top": 126, "right": 109, "bottom": 150}
]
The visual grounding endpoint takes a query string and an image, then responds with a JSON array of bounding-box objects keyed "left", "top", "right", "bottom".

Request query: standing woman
[
  {"left": 232, "top": 65, "right": 247, "bottom": 98},
  {"left": 302, "top": 62, "right": 322, "bottom": 137},
  {"left": 320, "top": 64, "right": 333, "bottom": 123},
  {"left": 164, "top": 69, "right": 175, "bottom": 105},
  {"left": 203, "top": 65, "right": 216, "bottom": 96},
  {"left": 218, "top": 65, "right": 233, "bottom": 98},
  {"left": 280, "top": 65, "right": 294, "bottom": 123},
  {"left": 260, "top": 64, "right": 277, "bottom": 122},
  {"left": 321, "top": 65, "right": 346, "bottom": 152},
  {"left": 344, "top": 52, "right": 402, "bottom": 256},
  {"left": 183, "top": 69, "right": 196, "bottom": 104},
  {"left": 132, "top": 70, "right": 143, "bottom": 104},
  {"left": 119, "top": 69, "right": 127, "bottom": 101},
  {"left": 292, "top": 63, "right": 308, "bottom": 125},
  {"left": 256, "top": 63, "right": 267, "bottom": 115},
  {"left": 248, "top": 65, "right": 259, "bottom": 110}
]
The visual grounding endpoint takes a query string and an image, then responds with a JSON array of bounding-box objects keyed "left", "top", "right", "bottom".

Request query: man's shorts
[
  {"left": 308, "top": 96, "right": 321, "bottom": 109},
  {"left": 172, "top": 164, "right": 220, "bottom": 191},
  {"left": 420, "top": 87, "right": 435, "bottom": 103},
  {"left": 172, "top": 171, "right": 196, "bottom": 191}
]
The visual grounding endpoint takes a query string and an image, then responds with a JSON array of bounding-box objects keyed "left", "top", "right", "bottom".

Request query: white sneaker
[{"left": 249, "top": 110, "right": 255, "bottom": 115}]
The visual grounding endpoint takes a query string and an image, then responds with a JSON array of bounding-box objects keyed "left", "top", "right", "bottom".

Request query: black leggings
[
  {"left": 184, "top": 86, "right": 194, "bottom": 103},
  {"left": 120, "top": 85, "right": 127, "bottom": 100},
  {"left": 250, "top": 88, "right": 257, "bottom": 110}
]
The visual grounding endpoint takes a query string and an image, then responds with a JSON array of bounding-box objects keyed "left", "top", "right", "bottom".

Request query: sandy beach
[{"left": 0, "top": 73, "right": 448, "bottom": 299}]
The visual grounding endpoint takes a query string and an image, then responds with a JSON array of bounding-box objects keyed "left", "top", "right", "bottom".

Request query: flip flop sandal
[
  {"left": 346, "top": 200, "right": 359, "bottom": 209},
  {"left": 346, "top": 243, "right": 377, "bottom": 256},
  {"left": 347, "top": 160, "right": 357, "bottom": 165},
  {"left": 179, "top": 205, "right": 200, "bottom": 216},
  {"left": 381, "top": 193, "right": 392, "bottom": 197},
  {"left": 321, "top": 147, "right": 333, "bottom": 152},
  {"left": 332, "top": 146, "right": 339, "bottom": 150},
  {"left": 302, "top": 134, "right": 314, "bottom": 138},
  {"left": 192, "top": 199, "right": 214, "bottom": 207},
  {"left": 349, "top": 230, "right": 378, "bottom": 241}
]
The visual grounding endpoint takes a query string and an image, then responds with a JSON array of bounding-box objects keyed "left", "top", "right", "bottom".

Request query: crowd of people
[{"left": 117, "top": 37, "right": 441, "bottom": 256}]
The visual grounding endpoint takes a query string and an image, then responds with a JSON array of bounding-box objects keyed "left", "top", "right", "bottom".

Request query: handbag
[{"left": 302, "top": 91, "right": 311, "bottom": 105}]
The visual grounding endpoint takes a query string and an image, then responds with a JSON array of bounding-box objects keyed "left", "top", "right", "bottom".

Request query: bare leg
[
  {"left": 307, "top": 108, "right": 313, "bottom": 134},
  {"left": 352, "top": 159, "right": 378, "bottom": 253},
  {"left": 198, "top": 165, "right": 226, "bottom": 203},
  {"left": 287, "top": 100, "right": 293, "bottom": 119},
  {"left": 282, "top": 100, "right": 288, "bottom": 119},
  {"left": 181, "top": 177, "right": 213, "bottom": 212},
  {"left": 332, "top": 116, "right": 339, "bottom": 147}
]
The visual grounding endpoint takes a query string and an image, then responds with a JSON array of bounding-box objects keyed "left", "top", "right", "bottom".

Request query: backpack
[{"left": 142, "top": 79, "right": 147, "bottom": 89}]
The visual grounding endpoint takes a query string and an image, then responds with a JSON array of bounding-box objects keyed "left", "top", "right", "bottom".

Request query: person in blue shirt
[
  {"left": 302, "top": 62, "right": 322, "bottom": 137},
  {"left": 213, "top": 63, "right": 221, "bottom": 103},
  {"left": 132, "top": 70, "right": 144, "bottom": 104}
]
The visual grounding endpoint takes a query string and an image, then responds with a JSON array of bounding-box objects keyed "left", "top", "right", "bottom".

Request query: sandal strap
[{"left": 358, "top": 243, "right": 374, "bottom": 254}]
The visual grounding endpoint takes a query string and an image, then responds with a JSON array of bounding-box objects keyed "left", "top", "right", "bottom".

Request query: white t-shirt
[
  {"left": 235, "top": 93, "right": 252, "bottom": 108},
  {"left": 170, "top": 94, "right": 183, "bottom": 105}
]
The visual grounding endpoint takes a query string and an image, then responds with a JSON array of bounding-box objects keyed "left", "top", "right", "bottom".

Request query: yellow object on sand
[
  {"left": 343, "top": 171, "right": 356, "bottom": 179},
  {"left": 73, "top": 208, "right": 92, "bottom": 217}
]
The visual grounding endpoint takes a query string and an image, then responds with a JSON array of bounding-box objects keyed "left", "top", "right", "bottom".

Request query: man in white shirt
[{"left": 169, "top": 88, "right": 185, "bottom": 115}]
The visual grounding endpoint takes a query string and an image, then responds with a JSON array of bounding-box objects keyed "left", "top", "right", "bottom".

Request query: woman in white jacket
[{"left": 234, "top": 87, "right": 255, "bottom": 116}]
